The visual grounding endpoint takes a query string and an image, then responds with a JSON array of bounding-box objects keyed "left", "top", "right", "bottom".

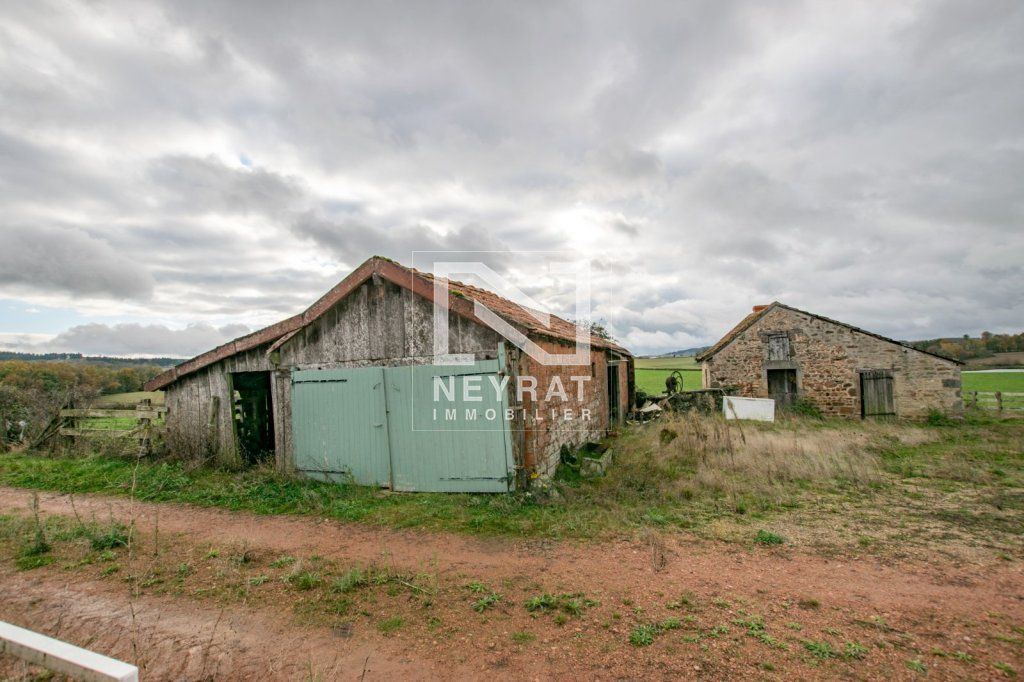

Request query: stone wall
[
  {"left": 701, "top": 306, "right": 962, "bottom": 418},
  {"left": 513, "top": 339, "right": 629, "bottom": 478}
]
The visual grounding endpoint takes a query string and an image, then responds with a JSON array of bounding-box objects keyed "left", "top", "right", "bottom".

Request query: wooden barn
[
  {"left": 697, "top": 302, "right": 963, "bottom": 418},
  {"left": 145, "top": 257, "right": 633, "bottom": 492}
]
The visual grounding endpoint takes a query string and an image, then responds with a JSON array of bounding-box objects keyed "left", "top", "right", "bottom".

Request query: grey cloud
[
  {"left": 0, "top": 225, "right": 155, "bottom": 299},
  {"left": 147, "top": 155, "right": 305, "bottom": 216},
  {"left": 46, "top": 322, "right": 251, "bottom": 357},
  {"left": 0, "top": 1, "right": 1022, "bottom": 355}
]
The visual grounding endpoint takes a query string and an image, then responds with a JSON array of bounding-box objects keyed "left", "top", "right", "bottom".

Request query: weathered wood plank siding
[{"left": 165, "top": 278, "right": 504, "bottom": 468}]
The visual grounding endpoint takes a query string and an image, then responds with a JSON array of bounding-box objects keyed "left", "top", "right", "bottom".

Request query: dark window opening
[
  {"left": 232, "top": 371, "right": 275, "bottom": 465},
  {"left": 767, "top": 368, "right": 797, "bottom": 407}
]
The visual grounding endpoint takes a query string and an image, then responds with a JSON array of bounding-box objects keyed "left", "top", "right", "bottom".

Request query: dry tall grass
[{"left": 581, "top": 413, "right": 919, "bottom": 511}]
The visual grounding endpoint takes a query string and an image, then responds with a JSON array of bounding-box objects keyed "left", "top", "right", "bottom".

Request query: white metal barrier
[
  {"left": 723, "top": 396, "right": 776, "bottom": 422},
  {"left": 0, "top": 621, "right": 138, "bottom": 682}
]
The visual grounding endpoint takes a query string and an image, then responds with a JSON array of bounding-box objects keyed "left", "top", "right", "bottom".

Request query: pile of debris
[{"left": 632, "top": 388, "right": 732, "bottom": 422}]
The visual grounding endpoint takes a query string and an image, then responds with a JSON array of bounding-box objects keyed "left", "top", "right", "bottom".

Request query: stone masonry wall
[
  {"left": 702, "top": 307, "right": 962, "bottom": 418},
  {"left": 517, "top": 339, "right": 619, "bottom": 478}
]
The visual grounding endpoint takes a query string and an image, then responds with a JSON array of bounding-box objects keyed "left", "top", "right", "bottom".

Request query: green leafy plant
[
  {"left": 790, "top": 397, "right": 824, "bottom": 419},
  {"left": 629, "top": 624, "right": 659, "bottom": 647},
  {"left": 473, "top": 593, "right": 501, "bottom": 613},
  {"left": 87, "top": 524, "right": 128, "bottom": 552},
  {"left": 993, "top": 662, "right": 1016, "bottom": 677},
  {"left": 906, "top": 659, "right": 926, "bottom": 674},
  {"left": 803, "top": 639, "right": 838, "bottom": 660},
  {"left": 377, "top": 617, "right": 404, "bottom": 635},
  {"left": 755, "top": 530, "right": 784, "bottom": 545},
  {"left": 525, "top": 593, "right": 558, "bottom": 612},
  {"left": 332, "top": 568, "right": 368, "bottom": 593},
  {"left": 292, "top": 571, "right": 321, "bottom": 591},
  {"left": 926, "top": 408, "right": 955, "bottom": 427},
  {"left": 844, "top": 641, "right": 869, "bottom": 660}
]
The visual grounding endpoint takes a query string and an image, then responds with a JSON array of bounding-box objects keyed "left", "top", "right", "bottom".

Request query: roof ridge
[
  {"left": 697, "top": 301, "right": 962, "bottom": 365},
  {"left": 146, "top": 256, "right": 629, "bottom": 391}
]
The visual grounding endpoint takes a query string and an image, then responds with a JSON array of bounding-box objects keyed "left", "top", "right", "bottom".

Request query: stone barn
[
  {"left": 145, "top": 257, "right": 633, "bottom": 492},
  {"left": 697, "top": 303, "right": 962, "bottom": 418}
]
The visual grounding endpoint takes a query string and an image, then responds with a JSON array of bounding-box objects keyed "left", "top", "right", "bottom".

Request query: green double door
[{"left": 291, "top": 361, "right": 514, "bottom": 492}]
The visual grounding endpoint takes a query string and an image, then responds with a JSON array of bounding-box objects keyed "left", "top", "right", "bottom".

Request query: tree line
[
  {"left": 910, "top": 331, "right": 1024, "bottom": 361},
  {"left": 1, "top": 360, "right": 164, "bottom": 446}
]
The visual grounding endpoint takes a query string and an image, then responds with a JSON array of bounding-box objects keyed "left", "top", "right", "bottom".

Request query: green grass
[
  {"left": 633, "top": 361, "right": 1023, "bottom": 406},
  {"left": 1, "top": 413, "right": 1022, "bottom": 547},
  {"left": 962, "top": 371, "right": 1024, "bottom": 394},
  {"left": 377, "top": 616, "right": 404, "bottom": 635},
  {"left": 634, "top": 357, "right": 703, "bottom": 396},
  {"left": 754, "top": 530, "right": 784, "bottom": 545},
  {"left": 635, "top": 356, "right": 700, "bottom": 369},
  {"left": 94, "top": 391, "right": 165, "bottom": 406}
]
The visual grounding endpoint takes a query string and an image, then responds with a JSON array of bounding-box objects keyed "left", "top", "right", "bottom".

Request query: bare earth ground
[{"left": 1, "top": 487, "right": 1022, "bottom": 680}]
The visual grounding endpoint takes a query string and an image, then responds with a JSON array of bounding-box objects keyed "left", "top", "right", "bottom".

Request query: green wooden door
[
  {"left": 384, "top": 361, "right": 514, "bottom": 493},
  {"left": 290, "top": 361, "right": 513, "bottom": 492},
  {"left": 291, "top": 367, "right": 391, "bottom": 486}
]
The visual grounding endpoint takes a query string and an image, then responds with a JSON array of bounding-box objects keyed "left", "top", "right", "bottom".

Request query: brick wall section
[
  {"left": 518, "top": 339, "right": 626, "bottom": 477},
  {"left": 702, "top": 307, "right": 962, "bottom": 418}
]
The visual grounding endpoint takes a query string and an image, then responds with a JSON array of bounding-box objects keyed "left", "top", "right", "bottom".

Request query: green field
[
  {"left": 961, "top": 371, "right": 1024, "bottom": 393},
  {"left": 94, "top": 391, "right": 164, "bottom": 406},
  {"left": 634, "top": 356, "right": 699, "bottom": 369},
  {"left": 632, "top": 362, "right": 1024, "bottom": 403},
  {"left": 634, "top": 357, "right": 702, "bottom": 396}
]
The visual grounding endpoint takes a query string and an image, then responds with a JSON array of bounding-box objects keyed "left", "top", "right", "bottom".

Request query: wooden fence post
[
  {"left": 970, "top": 391, "right": 978, "bottom": 409},
  {"left": 137, "top": 398, "right": 152, "bottom": 457},
  {"left": 995, "top": 391, "right": 1003, "bottom": 412}
]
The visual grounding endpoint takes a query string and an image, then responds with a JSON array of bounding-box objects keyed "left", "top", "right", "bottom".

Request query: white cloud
[{"left": 0, "top": 0, "right": 1021, "bottom": 356}]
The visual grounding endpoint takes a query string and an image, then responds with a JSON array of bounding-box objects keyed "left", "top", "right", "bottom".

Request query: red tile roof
[{"left": 146, "top": 256, "right": 630, "bottom": 391}]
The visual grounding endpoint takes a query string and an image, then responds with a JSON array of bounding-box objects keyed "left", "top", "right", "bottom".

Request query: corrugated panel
[
  {"left": 291, "top": 367, "right": 391, "bottom": 486},
  {"left": 384, "top": 360, "right": 513, "bottom": 493}
]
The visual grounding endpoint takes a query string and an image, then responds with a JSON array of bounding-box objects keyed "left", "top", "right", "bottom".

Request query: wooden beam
[{"left": 60, "top": 409, "right": 163, "bottom": 420}]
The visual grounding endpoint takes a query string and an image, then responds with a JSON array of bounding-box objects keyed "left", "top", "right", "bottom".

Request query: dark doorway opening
[
  {"left": 860, "top": 369, "right": 895, "bottom": 418},
  {"left": 232, "top": 371, "right": 275, "bottom": 465},
  {"left": 607, "top": 363, "right": 621, "bottom": 424},
  {"left": 767, "top": 369, "right": 797, "bottom": 408}
]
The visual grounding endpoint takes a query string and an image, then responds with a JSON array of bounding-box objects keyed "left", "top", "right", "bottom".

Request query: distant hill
[
  {"left": 654, "top": 347, "right": 709, "bottom": 358},
  {"left": 0, "top": 351, "right": 181, "bottom": 368}
]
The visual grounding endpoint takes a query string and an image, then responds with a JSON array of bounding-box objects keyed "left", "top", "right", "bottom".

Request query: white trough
[
  {"left": 723, "top": 396, "right": 775, "bottom": 422},
  {"left": 0, "top": 621, "right": 138, "bottom": 682}
]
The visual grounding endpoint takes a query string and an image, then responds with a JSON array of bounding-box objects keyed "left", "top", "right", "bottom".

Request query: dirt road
[{"left": 0, "top": 487, "right": 1021, "bottom": 680}]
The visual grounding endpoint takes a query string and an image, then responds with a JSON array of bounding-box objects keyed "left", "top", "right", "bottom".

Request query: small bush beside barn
[{"left": 698, "top": 303, "right": 963, "bottom": 419}]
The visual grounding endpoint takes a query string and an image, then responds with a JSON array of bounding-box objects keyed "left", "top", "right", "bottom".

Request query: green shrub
[
  {"left": 332, "top": 568, "right": 368, "bottom": 593},
  {"left": 629, "top": 624, "right": 659, "bottom": 647},
  {"left": 790, "top": 397, "right": 823, "bottom": 419},
  {"left": 755, "top": 530, "right": 784, "bottom": 545},
  {"left": 926, "top": 408, "right": 955, "bottom": 427},
  {"left": 90, "top": 525, "right": 129, "bottom": 551}
]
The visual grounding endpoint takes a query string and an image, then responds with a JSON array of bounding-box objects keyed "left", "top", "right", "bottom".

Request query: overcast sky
[{"left": 1, "top": 0, "right": 1022, "bottom": 358}]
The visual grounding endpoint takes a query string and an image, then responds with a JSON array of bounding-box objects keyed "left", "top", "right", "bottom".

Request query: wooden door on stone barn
[
  {"left": 860, "top": 369, "right": 895, "bottom": 418},
  {"left": 767, "top": 369, "right": 797, "bottom": 407}
]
